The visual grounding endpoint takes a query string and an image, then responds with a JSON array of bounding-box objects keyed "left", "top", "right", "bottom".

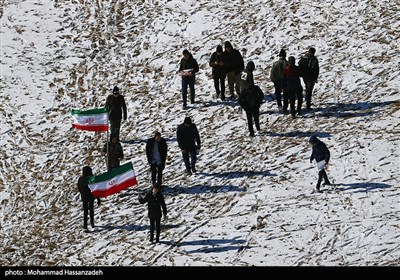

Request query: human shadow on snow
[
  {"left": 169, "top": 184, "right": 246, "bottom": 194},
  {"left": 177, "top": 238, "right": 248, "bottom": 254},
  {"left": 121, "top": 137, "right": 177, "bottom": 145},
  {"left": 261, "top": 100, "right": 397, "bottom": 118},
  {"left": 261, "top": 130, "right": 332, "bottom": 139},
  {"left": 334, "top": 182, "right": 391, "bottom": 193},
  {"left": 200, "top": 170, "right": 276, "bottom": 178}
]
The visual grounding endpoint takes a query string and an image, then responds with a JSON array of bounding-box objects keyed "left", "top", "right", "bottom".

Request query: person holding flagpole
[
  {"left": 102, "top": 133, "right": 124, "bottom": 171},
  {"left": 105, "top": 86, "right": 127, "bottom": 140},
  {"left": 77, "top": 166, "right": 101, "bottom": 231}
]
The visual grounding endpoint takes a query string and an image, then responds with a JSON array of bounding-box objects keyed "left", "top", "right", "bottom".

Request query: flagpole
[{"left": 106, "top": 111, "right": 109, "bottom": 172}]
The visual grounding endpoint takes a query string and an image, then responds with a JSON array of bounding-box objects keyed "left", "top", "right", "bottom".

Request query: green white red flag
[
  {"left": 71, "top": 107, "right": 108, "bottom": 132},
  {"left": 88, "top": 162, "right": 138, "bottom": 197}
]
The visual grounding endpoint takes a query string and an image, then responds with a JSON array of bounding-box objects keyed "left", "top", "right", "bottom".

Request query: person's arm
[
  {"left": 139, "top": 192, "right": 149, "bottom": 204},
  {"left": 194, "top": 125, "right": 201, "bottom": 148},
  {"left": 122, "top": 96, "right": 127, "bottom": 120},
  {"left": 145, "top": 140, "right": 151, "bottom": 164},
  {"left": 324, "top": 144, "right": 330, "bottom": 164},
  {"left": 160, "top": 193, "right": 167, "bottom": 216},
  {"left": 193, "top": 58, "right": 199, "bottom": 74}
]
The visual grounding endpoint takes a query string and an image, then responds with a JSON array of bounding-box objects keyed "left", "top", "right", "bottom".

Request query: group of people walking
[
  {"left": 270, "top": 47, "right": 320, "bottom": 118},
  {"left": 77, "top": 44, "right": 329, "bottom": 243}
]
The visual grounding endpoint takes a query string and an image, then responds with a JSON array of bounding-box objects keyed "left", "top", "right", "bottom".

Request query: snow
[{"left": 0, "top": 0, "right": 399, "bottom": 267}]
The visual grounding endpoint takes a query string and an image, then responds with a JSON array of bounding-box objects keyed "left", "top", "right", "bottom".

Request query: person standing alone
[
  {"left": 178, "top": 49, "right": 199, "bottom": 109},
  {"left": 77, "top": 166, "right": 101, "bottom": 231},
  {"left": 146, "top": 131, "right": 168, "bottom": 188},
  {"left": 139, "top": 184, "right": 168, "bottom": 244},
  {"left": 105, "top": 86, "right": 127, "bottom": 140},
  {"left": 176, "top": 116, "right": 201, "bottom": 175},
  {"left": 309, "top": 135, "right": 331, "bottom": 193}
]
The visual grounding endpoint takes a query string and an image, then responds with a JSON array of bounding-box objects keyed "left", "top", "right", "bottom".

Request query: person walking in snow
[
  {"left": 105, "top": 86, "right": 127, "bottom": 140},
  {"left": 282, "top": 56, "right": 303, "bottom": 118},
  {"left": 102, "top": 133, "right": 124, "bottom": 171},
  {"left": 178, "top": 49, "right": 199, "bottom": 109},
  {"left": 238, "top": 61, "right": 264, "bottom": 137},
  {"left": 298, "top": 47, "right": 319, "bottom": 110},
  {"left": 309, "top": 135, "right": 331, "bottom": 193},
  {"left": 176, "top": 116, "right": 201, "bottom": 175},
  {"left": 224, "top": 41, "right": 244, "bottom": 99},
  {"left": 270, "top": 48, "right": 288, "bottom": 111},
  {"left": 146, "top": 131, "right": 168, "bottom": 188},
  {"left": 209, "top": 45, "right": 227, "bottom": 101},
  {"left": 139, "top": 183, "right": 168, "bottom": 244},
  {"left": 77, "top": 166, "right": 101, "bottom": 231}
]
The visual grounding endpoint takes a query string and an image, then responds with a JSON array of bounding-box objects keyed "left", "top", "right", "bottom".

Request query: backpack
[
  {"left": 298, "top": 54, "right": 312, "bottom": 78},
  {"left": 239, "top": 85, "right": 264, "bottom": 110}
]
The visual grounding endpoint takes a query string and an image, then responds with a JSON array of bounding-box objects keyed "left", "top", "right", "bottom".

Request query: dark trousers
[
  {"left": 181, "top": 78, "right": 195, "bottom": 106},
  {"left": 303, "top": 79, "right": 315, "bottom": 109},
  {"left": 317, "top": 169, "right": 330, "bottom": 190},
  {"left": 213, "top": 77, "right": 225, "bottom": 100},
  {"left": 109, "top": 119, "right": 121, "bottom": 140},
  {"left": 288, "top": 89, "right": 303, "bottom": 117},
  {"left": 149, "top": 218, "right": 161, "bottom": 242},
  {"left": 273, "top": 80, "right": 282, "bottom": 108},
  {"left": 150, "top": 164, "right": 163, "bottom": 187},
  {"left": 245, "top": 107, "right": 260, "bottom": 136},
  {"left": 82, "top": 200, "right": 94, "bottom": 229},
  {"left": 182, "top": 150, "right": 197, "bottom": 172}
]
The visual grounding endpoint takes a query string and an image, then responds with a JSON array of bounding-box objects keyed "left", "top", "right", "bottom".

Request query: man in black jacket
[
  {"left": 178, "top": 49, "right": 199, "bottom": 109},
  {"left": 309, "top": 135, "right": 331, "bottom": 193},
  {"left": 176, "top": 116, "right": 201, "bottom": 175},
  {"left": 77, "top": 166, "right": 101, "bottom": 230},
  {"left": 139, "top": 184, "right": 168, "bottom": 244},
  {"left": 105, "top": 86, "right": 127, "bottom": 140},
  {"left": 146, "top": 131, "right": 168, "bottom": 188},
  {"left": 224, "top": 41, "right": 244, "bottom": 99}
]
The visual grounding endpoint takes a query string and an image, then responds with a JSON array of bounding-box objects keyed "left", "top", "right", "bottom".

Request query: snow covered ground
[{"left": 0, "top": 0, "right": 399, "bottom": 266}]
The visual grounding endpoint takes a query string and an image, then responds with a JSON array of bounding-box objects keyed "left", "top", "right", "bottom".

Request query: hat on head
[
  {"left": 216, "top": 45, "right": 223, "bottom": 53},
  {"left": 279, "top": 49, "right": 286, "bottom": 57},
  {"left": 113, "top": 86, "right": 119, "bottom": 94},
  {"left": 309, "top": 47, "right": 316, "bottom": 55},
  {"left": 184, "top": 116, "right": 192, "bottom": 125},
  {"left": 309, "top": 135, "right": 318, "bottom": 144}
]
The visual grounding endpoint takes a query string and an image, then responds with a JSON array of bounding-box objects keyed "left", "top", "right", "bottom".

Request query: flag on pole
[
  {"left": 71, "top": 107, "right": 108, "bottom": 132},
  {"left": 88, "top": 162, "right": 138, "bottom": 197}
]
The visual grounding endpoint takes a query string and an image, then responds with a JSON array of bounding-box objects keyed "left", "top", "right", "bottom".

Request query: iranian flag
[
  {"left": 71, "top": 107, "right": 108, "bottom": 132},
  {"left": 88, "top": 162, "right": 138, "bottom": 197}
]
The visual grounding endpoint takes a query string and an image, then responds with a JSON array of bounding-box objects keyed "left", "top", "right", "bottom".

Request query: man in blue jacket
[{"left": 309, "top": 135, "right": 332, "bottom": 193}]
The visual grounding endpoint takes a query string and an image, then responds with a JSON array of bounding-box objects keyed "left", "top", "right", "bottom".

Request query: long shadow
[
  {"left": 200, "top": 170, "right": 276, "bottom": 178},
  {"left": 121, "top": 136, "right": 177, "bottom": 145},
  {"left": 177, "top": 238, "right": 248, "bottom": 254},
  {"left": 310, "top": 100, "right": 397, "bottom": 119},
  {"left": 262, "top": 130, "right": 332, "bottom": 139},
  {"left": 94, "top": 224, "right": 148, "bottom": 232},
  {"left": 197, "top": 99, "right": 239, "bottom": 109},
  {"left": 335, "top": 182, "right": 391, "bottom": 193},
  {"left": 96, "top": 223, "right": 182, "bottom": 232},
  {"left": 169, "top": 184, "right": 246, "bottom": 194},
  {"left": 261, "top": 100, "right": 398, "bottom": 118}
]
